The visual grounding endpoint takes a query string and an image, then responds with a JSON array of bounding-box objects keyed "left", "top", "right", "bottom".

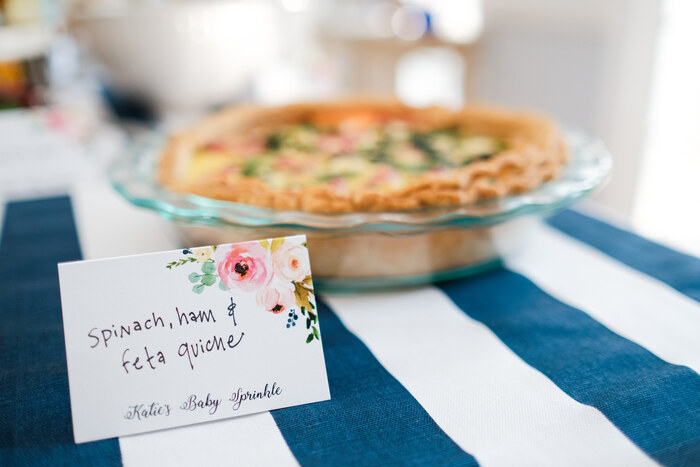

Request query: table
[
  {"left": 0, "top": 107, "right": 699, "bottom": 466},
  {"left": 1, "top": 187, "right": 699, "bottom": 467}
]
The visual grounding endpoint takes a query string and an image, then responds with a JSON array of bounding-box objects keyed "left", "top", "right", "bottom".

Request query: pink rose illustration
[
  {"left": 217, "top": 243, "right": 272, "bottom": 292},
  {"left": 272, "top": 242, "right": 311, "bottom": 283},
  {"left": 256, "top": 283, "right": 295, "bottom": 314}
]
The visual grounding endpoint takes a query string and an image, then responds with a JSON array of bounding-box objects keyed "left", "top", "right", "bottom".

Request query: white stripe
[
  {"left": 326, "top": 289, "right": 656, "bottom": 467},
  {"left": 70, "top": 180, "right": 177, "bottom": 260},
  {"left": 120, "top": 413, "right": 298, "bottom": 467},
  {"left": 70, "top": 183, "right": 298, "bottom": 467},
  {"left": 506, "top": 222, "right": 700, "bottom": 374}
]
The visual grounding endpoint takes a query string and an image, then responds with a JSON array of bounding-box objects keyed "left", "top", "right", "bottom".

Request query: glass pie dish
[{"left": 111, "top": 129, "right": 611, "bottom": 292}]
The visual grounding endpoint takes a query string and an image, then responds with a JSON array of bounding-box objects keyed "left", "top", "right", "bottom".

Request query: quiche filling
[
  {"left": 159, "top": 101, "right": 567, "bottom": 213},
  {"left": 188, "top": 122, "right": 506, "bottom": 194}
]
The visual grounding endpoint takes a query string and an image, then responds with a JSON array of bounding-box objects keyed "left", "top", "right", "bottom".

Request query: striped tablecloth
[{"left": 1, "top": 192, "right": 699, "bottom": 467}]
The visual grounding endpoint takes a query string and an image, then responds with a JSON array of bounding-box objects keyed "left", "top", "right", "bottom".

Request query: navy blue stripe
[
  {"left": 271, "top": 299, "right": 478, "bottom": 467},
  {"left": 548, "top": 209, "right": 700, "bottom": 303},
  {"left": 0, "top": 197, "right": 122, "bottom": 466},
  {"left": 438, "top": 269, "right": 700, "bottom": 467}
]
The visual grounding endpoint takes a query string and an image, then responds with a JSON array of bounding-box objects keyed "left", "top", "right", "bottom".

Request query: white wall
[
  {"left": 632, "top": 0, "right": 700, "bottom": 255},
  {"left": 471, "top": 0, "right": 661, "bottom": 216}
]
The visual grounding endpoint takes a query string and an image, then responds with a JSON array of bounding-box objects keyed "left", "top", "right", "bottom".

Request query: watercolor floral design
[{"left": 166, "top": 238, "right": 319, "bottom": 343}]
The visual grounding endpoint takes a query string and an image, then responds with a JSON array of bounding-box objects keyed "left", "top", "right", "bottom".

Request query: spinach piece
[
  {"left": 410, "top": 132, "right": 447, "bottom": 166},
  {"left": 242, "top": 160, "right": 261, "bottom": 177},
  {"left": 266, "top": 133, "right": 282, "bottom": 150},
  {"left": 368, "top": 135, "right": 390, "bottom": 163}
]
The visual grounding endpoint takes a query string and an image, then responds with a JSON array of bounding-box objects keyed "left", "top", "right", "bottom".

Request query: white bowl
[{"left": 72, "top": 0, "right": 280, "bottom": 114}]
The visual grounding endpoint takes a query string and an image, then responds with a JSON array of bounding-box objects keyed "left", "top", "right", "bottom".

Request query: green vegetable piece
[
  {"left": 242, "top": 160, "right": 260, "bottom": 177},
  {"left": 316, "top": 172, "right": 356, "bottom": 182},
  {"left": 266, "top": 133, "right": 281, "bottom": 150}
]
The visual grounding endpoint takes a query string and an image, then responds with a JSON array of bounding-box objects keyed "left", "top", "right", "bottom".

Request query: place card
[{"left": 58, "top": 235, "right": 330, "bottom": 443}]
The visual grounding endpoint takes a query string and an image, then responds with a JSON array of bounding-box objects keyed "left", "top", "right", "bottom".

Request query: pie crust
[{"left": 157, "top": 99, "right": 567, "bottom": 213}]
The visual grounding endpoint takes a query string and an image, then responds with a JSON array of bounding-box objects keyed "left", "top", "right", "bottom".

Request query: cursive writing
[
  {"left": 124, "top": 402, "right": 171, "bottom": 421},
  {"left": 230, "top": 382, "right": 282, "bottom": 411},
  {"left": 180, "top": 393, "right": 221, "bottom": 415}
]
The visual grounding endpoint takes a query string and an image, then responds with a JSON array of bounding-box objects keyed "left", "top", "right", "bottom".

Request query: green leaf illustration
[
  {"left": 270, "top": 237, "right": 284, "bottom": 252},
  {"left": 293, "top": 281, "right": 314, "bottom": 312},
  {"left": 306, "top": 334, "right": 314, "bottom": 343},
  {"left": 169, "top": 257, "right": 197, "bottom": 268},
  {"left": 201, "top": 274, "right": 216, "bottom": 286},
  {"left": 312, "top": 326, "right": 320, "bottom": 340},
  {"left": 192, "top": 284, "right": 205, "bottom": 294},
  {"left": 219, "top": 280, "right": 228, "bottom": 291},
  {"left": 188, "top": 272, "right": 201, "bottom": 283},
  {"left": 308, "top": 311, "right": 317, "bottom": 323},
  {"left": 201, "top": 262, "right": 216, "bottom": 274},
  {"left": 306, "top": 317, "right": 311, "bottom": 329},
  {"left": 301, "top": 274, "right": 313, "bottom": 289}
]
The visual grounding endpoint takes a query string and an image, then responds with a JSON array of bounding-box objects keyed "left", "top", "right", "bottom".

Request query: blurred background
[{"left": 1, "top": 0, "right": 698, "bottom": 254}]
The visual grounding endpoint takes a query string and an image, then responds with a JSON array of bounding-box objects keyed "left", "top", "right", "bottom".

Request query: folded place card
[{"left": 58, "top": 235, "right": 330, "bottom": 443}]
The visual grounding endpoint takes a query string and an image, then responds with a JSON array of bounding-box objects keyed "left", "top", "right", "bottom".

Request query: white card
[{"left": 58, "top": 235, "right": 330, "bottom": 443}]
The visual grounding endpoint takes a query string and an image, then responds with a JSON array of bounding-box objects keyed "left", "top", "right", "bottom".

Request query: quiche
[{"left": 158, "top": 100, "right": 567, "bottom": 213}]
